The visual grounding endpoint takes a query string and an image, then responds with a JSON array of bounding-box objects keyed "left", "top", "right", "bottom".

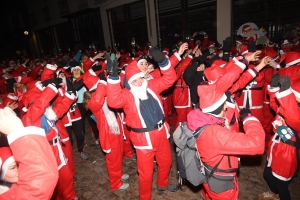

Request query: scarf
[{"left": 102, "top": 100, "right": 120, "bottom": 134}]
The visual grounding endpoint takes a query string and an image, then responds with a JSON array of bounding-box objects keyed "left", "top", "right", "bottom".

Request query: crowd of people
[{"left": 0, "top": 30, "right": 300, "bottom": 200}]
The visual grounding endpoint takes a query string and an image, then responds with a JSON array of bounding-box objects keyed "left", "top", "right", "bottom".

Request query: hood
[{"left": 187, "top": 108, "right": 224, "bottom": 131}]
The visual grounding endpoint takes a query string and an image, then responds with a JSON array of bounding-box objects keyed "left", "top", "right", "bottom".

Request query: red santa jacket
[
  {"left": 267, "top": 86, "right": 300, "bottom": 180},
  {"left": 235, "top": 64, "right": 266, "bottom": 109},
  {"left": 173, "top": 55, "right": 192, "bottom": 108},
  {"left": 278, "top": 64, "right": 300, "bottom": 84},
  {"left": 107, "top": 54, "right": 180, "bottom": 149},
  {"left": 0, "top": 126, "right": 58, "bottom": 199}
]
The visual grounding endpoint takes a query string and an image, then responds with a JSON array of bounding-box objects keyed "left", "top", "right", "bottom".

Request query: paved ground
[{"left": 72, "top": 123, "right": 300, "bottom": 200}]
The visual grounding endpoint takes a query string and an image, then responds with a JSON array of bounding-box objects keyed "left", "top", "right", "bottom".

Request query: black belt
[
  {"left": 49, "top": 138, "right": 58, "bottom": 145},
  {"left": 243, "top": 86, "right": 263, "bottom": 91},
  {"left": 131, "top": 120, "right": 164, "bottom": 133}
]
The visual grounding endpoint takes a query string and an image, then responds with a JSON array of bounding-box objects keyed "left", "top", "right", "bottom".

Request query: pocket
[
  {"left": 207, "top": 174, "right": 235, "bottom": 194},
  {"left": 129, "top": 131, "right": 148, "bottom": 147}
]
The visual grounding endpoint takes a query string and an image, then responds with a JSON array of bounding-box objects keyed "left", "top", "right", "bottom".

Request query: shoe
[
  {"left": 118, "top": 183, "right": 129, "bottom": 191},
  {"left": 157, "top": 184, "right": 178, "bottom": 192},
  {"left": 258, "top": 191, "right": 280, "bottom": 200},
  {"left": 79, "top": 152, "right": 89, "bottom": 160},
  {"left": 121, "top": 174, "right": 129, "bottom": 181},
  {"left": 95, "top": 140, "right": 99, "bottom": 145}
]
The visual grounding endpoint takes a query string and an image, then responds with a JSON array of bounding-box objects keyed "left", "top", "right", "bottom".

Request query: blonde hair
[
  {"left": 83, "top": 90, "right": 95, "bottom": 110},
  {"left": 14, "top": 83, "right": 27, "bottom": 94}
]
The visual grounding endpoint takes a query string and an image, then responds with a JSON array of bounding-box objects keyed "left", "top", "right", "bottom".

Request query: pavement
[{"left": 72, "top": 123, "right": 300, "bottom": 200}]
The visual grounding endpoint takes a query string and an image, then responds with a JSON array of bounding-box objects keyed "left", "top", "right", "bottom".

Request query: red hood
[{"left": 187, "top": 109, "right": 224, "bottom": 131}]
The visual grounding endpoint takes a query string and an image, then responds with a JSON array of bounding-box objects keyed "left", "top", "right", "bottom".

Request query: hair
[
  {"left": 83, "top": 90, "right": 95, "bottom": 110},
  {"left": 13, "top": 83, "right": 27, "bottom": 94}
]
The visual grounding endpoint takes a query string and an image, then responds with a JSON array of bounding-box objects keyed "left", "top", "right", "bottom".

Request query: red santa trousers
[
  {"left": 135, "top": 130, "right": 172, "bottom": 200},
  {"left": 105, "top": 132, "right": 124, "bottom": 190},
  {"left": 174, "top": 106, "right": 192, "bottom": 129},
  {"left": 123, "top": 124, "right": 134, "bottom": 158}
]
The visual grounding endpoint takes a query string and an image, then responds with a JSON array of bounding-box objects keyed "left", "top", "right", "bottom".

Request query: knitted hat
[
  {"left": 198, "top": 85, "right": 227, "bottom": 114},
  {"left": 69, "top": 61, "right": 81, "bottom": 73},
  {"left": 0, "top": 147, "right": 15, "bottom": 180},
  {"left": 125, "top": 61, "right": 145, "bottom": 84},
  {"left": 137, "top": 55, "right": 149, "bottom": 67}
]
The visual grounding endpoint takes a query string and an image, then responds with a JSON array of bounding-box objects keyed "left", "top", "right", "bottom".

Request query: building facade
[{"left": 1, "top": 0, "right": 300, "bottom": 58}]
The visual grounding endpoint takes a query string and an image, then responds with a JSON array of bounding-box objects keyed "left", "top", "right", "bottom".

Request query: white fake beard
[
  {"left": 130, "top": 79, "right": 148, "bottom": 100},
  {"left": 44, "top": 106, "right": 57, "bottom": 121}
]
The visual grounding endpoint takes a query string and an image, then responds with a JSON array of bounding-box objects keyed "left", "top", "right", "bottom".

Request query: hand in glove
[
  {"left": 279, "top": 75, "right": 290, "bottom": 92},
  {"left": 66, "top": 78, "right": 76, "bottom": 94},
  {"left": 92, "top": 64, "right": 102, "bottom": 72},
  {"left": 270, "top": 74, "right": 280, "bottom": 87},
  {"left": 240, "top": 108, "right": 253, "bottom": 122},
  {"left": 42, "top": 78, "right": 62, "bottom": 87},
  {"left": 98, "top": 72, "right": 107, "bottom": 82},
  {"left": 149, "top": 46, "right": 165, "bottom": 63}
]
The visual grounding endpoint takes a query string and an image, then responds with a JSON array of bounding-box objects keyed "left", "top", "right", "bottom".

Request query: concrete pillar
[
  {"left": 216, "top": 0, "right": 231, "bottom": 42},
  {"left": 144, "top": 0, "right": 158, "bottom": 46}
]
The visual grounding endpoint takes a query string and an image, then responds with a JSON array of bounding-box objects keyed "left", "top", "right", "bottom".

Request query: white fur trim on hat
[
  {"left": 291, "top": 88, "right": 300, "bottom": 99},
  {"left": 286, "top": 58, "right": 300, "bottom": 67},
  {"left": 137, "top": 58, "right": 147, "bottom": 67},
  {"left": 71, "top": 66, "right": 82, "bottom": 73},
  {"left": 7, "top": 94, "right": 18, "bottom": 101},
  {"left": 1, "top": 156, "right": 15, "bottom": 180},
  {"left": 128, "top": 72, "right": 145, "bottom": 84},
  {"left": 201, "top": 94, "right": 227, "bottom": 113}
]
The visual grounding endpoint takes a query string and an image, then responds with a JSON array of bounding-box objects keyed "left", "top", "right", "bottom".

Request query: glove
[
  {"left": 66, "top": 78, "right": 76, "bottom": 94},
  {"left": 240, "top": 108, "right": 252, "bottom": 122},
  {"left": 149, "top": 46, "right": 165, "bottom": 63},
  {"left": 270, "top": 74, "right": 280, "bottom": 87},
  {"left": 92, "top": 64, "right": 102, "bottom": 72},
  {"left": 222, "top": 53, "right": 230, "bottom": 62},
  {"left": 279, "top": 75, "right": 290, "bottom": 92},
  {"left": 6, "top": 78, "right": 16, "bottom": 85},
  {"left": 42, "top": 78, "right": 62, "bottom": 87},
  {"left": 98, "top": 72, "right": 107, "bottom": 82},
  {"left": 73, "top": 79, "right": 84, "bottom": 91},
  {"left": 225, "top": 91, "right": 233, "bottom": 103},
  {"left": 107, "top": 60, "right": 119, "bottom": 77},
  {"left": 223, "top": 37, "right": 232, "bottom": 53}
]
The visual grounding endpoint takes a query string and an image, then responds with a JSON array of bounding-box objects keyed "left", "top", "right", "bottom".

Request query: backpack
[{"left": 173, "top": 123, "right": 223, "bottom": 186}]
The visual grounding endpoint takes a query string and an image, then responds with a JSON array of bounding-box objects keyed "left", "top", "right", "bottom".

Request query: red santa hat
[
  {"left": 198, "top": 85, "right": 227, "bottom": 114},
  {"left": 0, "top": 147, "right": 15, "bottom": 180},
  {"left": 22, "top": 82, "right": 44, "bottom": 112},
  {"left": 204, "top": 60, "right": 226, "bottom": 82},
  {"left": 283, "top": 52, "right": 300, "bottom": 67},
  {"left": 265, "top": 49, "right": 279, "bottom": 60},
  {"left": 239, "top": 44, "right": 248, "bottom": 55},
  {"left": 291, "top": 82, "right": 300, "bottom": 99},
  {"left": 162, "top": 48, "right": 170, "bottom": 57},
  {"left": 242, "top": 24, "right": 251, "bottom": 33},
  {"left": 208, "top": 41, "right": 215, "bottom": 47},
  {"left": 125, "top": 61, "right": 144, "bottom": 84}
]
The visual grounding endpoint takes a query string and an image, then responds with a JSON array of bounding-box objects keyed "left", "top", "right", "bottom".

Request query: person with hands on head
[
  {"left": 0, "top": 107, "right": 58, "bottom": 199},
  {"left": 188, "top": 84, "right": 265, "bottom": 200},
  {"left": 106, "top": 45, "right": 184, "bottom": 200},
  {"left": 260, "top": 75, "right": 300, "bottom": 200}
]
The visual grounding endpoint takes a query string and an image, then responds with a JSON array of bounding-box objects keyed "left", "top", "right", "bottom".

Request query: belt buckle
[{"left": 157, "top": 120, "right": 163, "bottom": 131}]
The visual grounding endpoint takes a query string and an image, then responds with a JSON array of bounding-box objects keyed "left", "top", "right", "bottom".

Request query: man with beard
[{"left": 107, "top": 46, "right": 186, "bottom": 200}]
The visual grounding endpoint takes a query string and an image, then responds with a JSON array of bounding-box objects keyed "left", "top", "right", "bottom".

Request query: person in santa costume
[
  {"left": 0, "top": 107, "right": 58, "bottom": 199},
  {"left": 41, "top": 64, "right": 88, "bottom": 160},
  {"left": 22, "top": 76, "right": 79, "bottom": 200},
  {"left": 189, "top": 69, "right": 265, "bottom": 199},
  {"left": 107, "top": 46, "right": 184, "bottom": 200},
  {"left": 172, "top": 43, "right": 193, "bottom": 128},
  {"left": 82, "top": 66, "right": 130, "bottom": 191},
  {"left": 259, "top": 75, "right": 300, "bottom": 200}
]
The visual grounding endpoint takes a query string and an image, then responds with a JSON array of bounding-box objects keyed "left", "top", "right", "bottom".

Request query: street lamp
[{"left": 24, "top": 31, "right": 29, "bottom": 35}]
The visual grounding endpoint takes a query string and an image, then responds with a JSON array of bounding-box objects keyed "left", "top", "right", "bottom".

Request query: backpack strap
[
  {"left": 207, "top": 156, "right": 224, "bottom": 178},
  {"left": 193, "top": 125, "right": 208, "bottom": 140}
]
